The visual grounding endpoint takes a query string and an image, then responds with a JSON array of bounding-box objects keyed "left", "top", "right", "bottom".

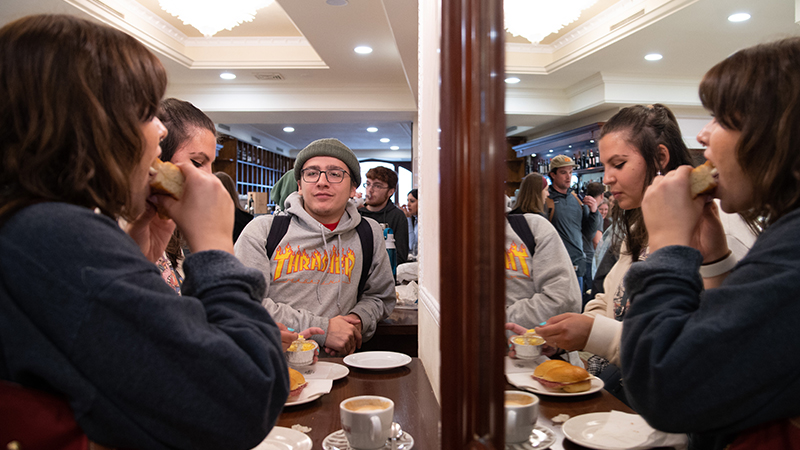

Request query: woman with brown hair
[
  {"left": 530, "top": 104, "right": 694, "bottom": 405},
  {"left": 510, "top": 172, "right": 548, "bottom": 217},
  {"left": 505, "top": 172, "right": 581, "bottom": 328},
  {"left": 0, "top": 15, "right": 288, "bottom": 449},
  {"left": 621, "top": 37, "right": 800, "bottom": 450}
]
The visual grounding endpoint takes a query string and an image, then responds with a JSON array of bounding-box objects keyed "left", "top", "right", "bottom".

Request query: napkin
[
  {"left": 291, "top": 379, "right": 333, "bottom": 403},
  {"left": 590, "top": 411, "right": 688, "bottom": 450},
  {"left": 505, "top": 355, "right": 548, "bottom": 374}
]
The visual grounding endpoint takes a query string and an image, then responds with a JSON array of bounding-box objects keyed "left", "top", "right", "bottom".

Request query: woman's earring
[{"left": 656, "top": 171, "right": 662, "bottom": 176}]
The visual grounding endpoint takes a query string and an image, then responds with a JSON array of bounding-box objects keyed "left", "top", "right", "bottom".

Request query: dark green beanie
[{"left": 294, "top": 138, "right": 360, "bottom": 186}]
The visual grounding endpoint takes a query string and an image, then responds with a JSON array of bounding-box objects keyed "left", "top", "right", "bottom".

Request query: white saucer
[
  {"left": 251, "top": 426, "right": 312, "bottom": 450},
  {"left": 343, "top": 351, "right": 412, "bottom": 370},
  {"left": 322, "top": 429, "right": 414, "bottom": 450},
  {"left": 506, "top": 425, "right": 556, "bottom": 449}
]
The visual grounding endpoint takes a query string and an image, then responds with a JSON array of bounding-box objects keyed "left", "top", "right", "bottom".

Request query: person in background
[
  {"left": 153, "top": 98, "right": 218, "bottom": 291},
  {"left": 215, "top": 172, "right": 253, "bottom": 243},
  {"left": 0, "top": 14, "right": 288, "bottom": 449},
  {"left": 505, "top": 173, "right": 582, "bottom": 328},
  {"left": 621, "top": 38, "right": 800, "bottom": 450},
  {"left": 534, "top": 104, "right": 694, "bottom": 405},
  {"left": 402, "top": 188, "right": 419, "bottom": 260},
  {"left": 271, "top": 168, "right": 297, "bottom": 212},
  {"left": 359, "top": 166, "right": 409, "bottom": 265},
  {"left": 598, "top": 200, "right": 611, "bottom": 231},
  {"left": 545, "top": 155, "right": 601, "bottom": 295},
  {"left": 582, "top": 182, "right": 606, "bottom": 304},
  {"left": 235, "top": 139, "right": 396, "bottom": 356},
  {"left": 510, "top": 173, "right": 547, "bottom": 218}
]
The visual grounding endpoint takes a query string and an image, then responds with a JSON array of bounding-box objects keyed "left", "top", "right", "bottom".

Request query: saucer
[
  {"left": 506, "top": 425, "right": 556, "bottom": 449},
  {"left": 322, "top": 429, "right": 414, "bottom": 450}
]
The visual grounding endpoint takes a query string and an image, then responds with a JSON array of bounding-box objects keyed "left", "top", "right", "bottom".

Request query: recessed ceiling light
[
  {"left": 220, "top": 72, "right": 236, "bottom": 80},
  {"left": 532, "top": 153, "right": 537, "bottom": 157},
  {"left": 645, "top": 53, "right": 663, "bottom": 61},
  {"left": 283, "top": 127, "right": 295, "bottom": 132},
  {"left": 505, "top": 77, "right": 521, "bottom": 84},
  {"left": 390, "top": 146, "right": 400, "bottom": 151},
  {"left": 380, "top": 138, "right": 390, "bottom": 143},
  {"left": 728, "top": 12, "right": 751, "bottom": 22},
  {"left": 548, "top": 149, "right": 553, "bottom": 153},
  {"left": 354, "top": 46, "right": 373, "bottom": 54},
  {"left": 590, "top": 139, "right": 595, "bottom": 143},
  {"left": 367, "top": 127, "right": 378, "bottom": 132}
]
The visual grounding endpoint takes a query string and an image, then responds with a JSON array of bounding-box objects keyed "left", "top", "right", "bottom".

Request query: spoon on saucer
[{"left": 390, "top": 422, "right": 402, "bottom": 450}]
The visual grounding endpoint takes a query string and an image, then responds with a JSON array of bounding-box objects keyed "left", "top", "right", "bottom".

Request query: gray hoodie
[
  {"left": 505, "top": 213, "right": 582, "bottom": 328},
  {"left": 235, "top": 192, "right": 396, "bottom": 346}
]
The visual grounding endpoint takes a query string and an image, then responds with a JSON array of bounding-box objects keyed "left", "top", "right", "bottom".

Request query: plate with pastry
[{"left": 506, "top": 360, "right": 604, "bottom": 397}]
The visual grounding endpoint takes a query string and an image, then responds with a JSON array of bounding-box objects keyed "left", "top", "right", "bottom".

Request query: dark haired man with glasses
[
  {"left": 235, "top": 139, "right": 395, "bottom": 356},
  {"left": 358, "top": 167, "right": 409, "bottom": 266}
]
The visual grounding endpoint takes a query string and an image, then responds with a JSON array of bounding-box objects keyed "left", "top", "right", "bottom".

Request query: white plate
[
  {"left": 322, "top": 429, "right": 414, "bottom": 450},
  {"left": 506, "top": 373, "right": 604, "bottom": 397},
  {"left": 562, "top": 413, "right": 648, "bottom": 450},
  {"left": 293, "top": 361, "right": 349, "bottom": 381},
  {"left": 284, "top": 391, "right": 324, "bottom": 407},
  {"left": 343, "top": 351, "right": 412, "bottom": 370},
  {"left": 251, "top": 426, "right": 313, "bottom": 450}
]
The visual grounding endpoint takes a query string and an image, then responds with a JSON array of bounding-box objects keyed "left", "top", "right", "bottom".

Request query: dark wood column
[{"left": 439, "top": 0, "right": 507, "bottom": 448}]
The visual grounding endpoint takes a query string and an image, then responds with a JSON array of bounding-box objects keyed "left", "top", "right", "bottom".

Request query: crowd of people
[{"left": 2, "top": 12, "right": 799, "bottom": 450}]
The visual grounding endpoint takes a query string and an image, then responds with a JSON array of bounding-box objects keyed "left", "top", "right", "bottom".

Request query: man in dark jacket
[
  {"left": 545, "top": 155, "right": 601, "bottom": 295},
  {"left": 359, "top": 166, "right": 409, "bottom": 265}
]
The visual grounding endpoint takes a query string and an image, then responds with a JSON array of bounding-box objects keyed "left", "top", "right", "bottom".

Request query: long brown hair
[
  {"left": 512, "top": 172, "right": 546, "bottom": 215},
  {"left": 699, "top": 37, "right": 800, "bottom": 232},
  {"left": 0, "top": 15, "right": 167, "bottom": 224},
  {"left": 600, "top": 104, "right": 694, "bottom": 260}
]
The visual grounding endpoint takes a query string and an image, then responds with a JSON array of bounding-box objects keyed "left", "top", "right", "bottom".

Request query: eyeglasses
[
  {"left": 363, "top": 182, "right": 389, "bottom": 190},
  {"left": 301, "top": 168, "right": 350, "bottom": 184}
]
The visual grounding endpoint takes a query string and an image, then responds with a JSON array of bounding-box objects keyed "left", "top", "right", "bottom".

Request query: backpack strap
[
  {"left": 571, "top": 191, "right": 584, "bottom": 206},
  {"left": 507, "top": 214, "right": 536, "bottom": 257},
  {"left": 265, "top": 215, "right": 291, "bottom": 259},
  {"left": 355, "top": 218, "right": 374, "bottom": 298},
  {"left": 545, "top": 197, "right": 555, "bottom": 222}
]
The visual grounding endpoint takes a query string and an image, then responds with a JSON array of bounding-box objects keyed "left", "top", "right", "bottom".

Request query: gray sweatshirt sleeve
[{"left": 506, "top": 215, "right": 582, "bottom": 327}]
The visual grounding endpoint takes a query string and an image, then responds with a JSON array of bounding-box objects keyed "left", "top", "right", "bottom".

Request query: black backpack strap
[
  {"left": 507, "top": 214, "right": 536, "bottom": 257},
  {"left": 265, "top": 215, "right": 291, "bottom": 259},
  {"left": 355, "top": 218, "right": 374, "bottom": 298}
]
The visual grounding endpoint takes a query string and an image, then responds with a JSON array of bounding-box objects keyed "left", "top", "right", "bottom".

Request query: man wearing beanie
[{"left": 235, "top": 138, "right": 396, "bottom": 356}]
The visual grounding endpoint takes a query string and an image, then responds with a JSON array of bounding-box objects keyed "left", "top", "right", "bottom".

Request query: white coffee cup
[
  {"left": 340, "top": 395, "right": 394, "bottom": 449},
  {"left": 505, "top": 390, "right": 539, "bottom": 444}
]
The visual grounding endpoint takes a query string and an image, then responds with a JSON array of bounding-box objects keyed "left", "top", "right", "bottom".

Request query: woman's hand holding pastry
[
  {"left": 641, "top": 166, "right": 705, "bottom": 254},
  {"left": 154, "top": 162, "right": 235, "bottom": 254}
]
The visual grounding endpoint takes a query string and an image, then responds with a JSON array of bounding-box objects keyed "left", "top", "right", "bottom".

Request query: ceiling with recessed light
[{"left": 1, "top": 0, "right": 798, "bottom": 161}]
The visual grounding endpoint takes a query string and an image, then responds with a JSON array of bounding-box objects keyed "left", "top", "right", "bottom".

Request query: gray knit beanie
[{"left": 294, "top": 138, "right": 360, "bottom": 186}]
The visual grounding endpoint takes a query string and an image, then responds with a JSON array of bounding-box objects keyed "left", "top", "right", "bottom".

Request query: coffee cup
[
  {"left": 340, "top": 395, "right": 394, "bottom": 449},
  {"left": 505, "top": 390, "right": 539, "bottom": 444}
]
